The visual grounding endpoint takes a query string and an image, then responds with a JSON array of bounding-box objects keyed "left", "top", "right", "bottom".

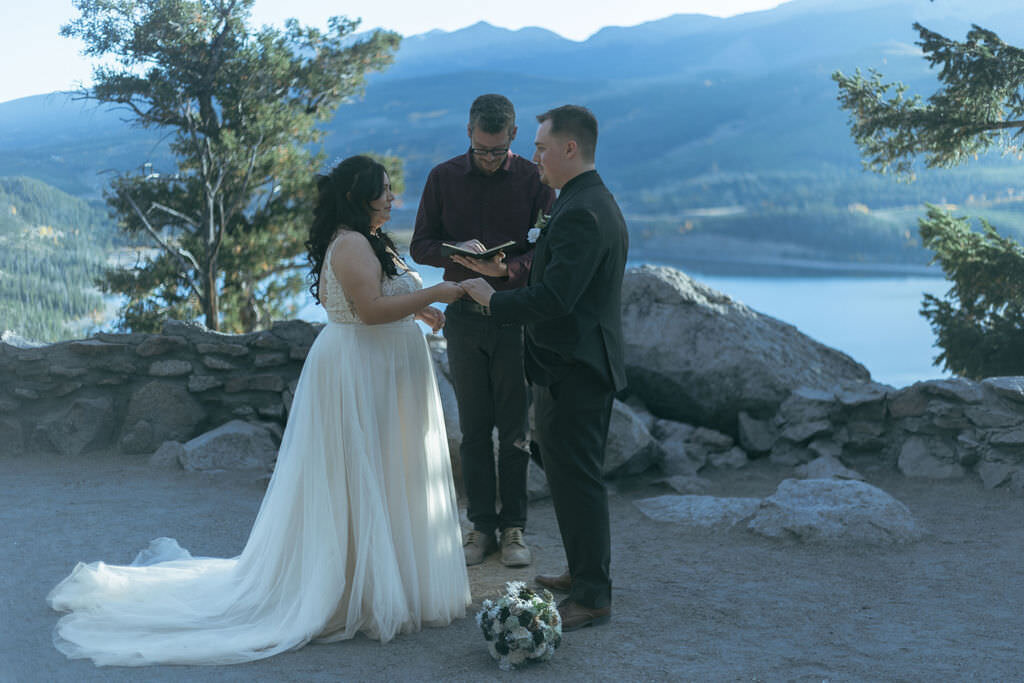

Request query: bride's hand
[
  {"left": 415, "top": 306, "right": 446, "bottom": 333},
  {"left": 431, "top": 281, "right": 465, "bottom": 304}
]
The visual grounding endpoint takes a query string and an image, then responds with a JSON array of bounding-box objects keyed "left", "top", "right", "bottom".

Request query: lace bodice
[{"left": 320, "top": 238, "right": 423, "bottom": 324}]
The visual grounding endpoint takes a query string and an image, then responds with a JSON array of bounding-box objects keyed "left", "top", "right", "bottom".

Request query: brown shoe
[
  {"left": 534, "top": 570, "right": 571, "bottom": 592},
  {"left": 558, "top": 600, "right": 611, "bottom": 631}
]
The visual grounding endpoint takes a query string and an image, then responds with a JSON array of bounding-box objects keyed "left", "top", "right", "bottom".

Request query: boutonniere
[{"left": 527, "top": 210, "right": 551, "bottom": 243}]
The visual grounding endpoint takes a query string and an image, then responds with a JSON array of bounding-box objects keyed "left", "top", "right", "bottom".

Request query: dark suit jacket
[{"left": 489, "top": 170, "right": 629, "bottom": 392}]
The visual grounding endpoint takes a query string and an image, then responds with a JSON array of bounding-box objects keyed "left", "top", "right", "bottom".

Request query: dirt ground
[{"left": 2, "top": 449, "right": 1023, "bottom": 682}]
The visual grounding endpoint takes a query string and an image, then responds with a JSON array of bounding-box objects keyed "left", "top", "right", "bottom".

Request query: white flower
[{"left": 527, "top": 227, "right": 541, "bottom": 243}]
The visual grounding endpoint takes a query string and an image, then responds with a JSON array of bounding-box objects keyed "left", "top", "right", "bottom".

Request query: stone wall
[
  {"left": 0, "top": 320, "right": 319, "bottom": 457},
  {"left": 763, "top": 377, "right": 1024, "bottom": 492},
  {"left": 4, "top": 263, "right": 1024, "bottom": 497}
]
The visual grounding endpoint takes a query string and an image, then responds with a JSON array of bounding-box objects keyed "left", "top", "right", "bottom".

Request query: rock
[
  {"left": 149, "top": 440, "right": 186, "bottom": 468},
  {"left": 0, "top": 417, "right": 24, "bottom": 455},
  {"left": 188, "top": 375, "right": 223, "bottom": 392},
  {"left": 844, "top": 420, "right": 887, "bottom": 449},
  {"left": 655, "top": 419, "right": 703, "bottom": 475},
  {"left": 988, "top": 427, "right": 1024, "bottom": 447},
  {"left": 661, "top": 439, "right": 702, "bottom": 477},
  {"left": 888, "top": 384, "right": 930, "bottom": 418},
  {"left": 954, "top": 432, "right": 983, "bottom": 467},
  {"left": 662, "top": 424, "right": 738, "bottom": 472},
  {"left": 621, "top": 265, "right": 869, "bottom": 434},
  {"left": 689, "top": 426, "right": 734, "bottom": 451},
  {"left": 807, "top": 438, "right": 843, "bottom": 460},
  {"left": 195, "top": 342, "right": 249, "bottom": 357},
  {"left": 920, "top": 378, "right": 984, "bottom": 404},
  {"left": 963, "top": 404, "right": 1022, "bottom": 429},
  {"left": 36, "top": 397, "right": 115, "bottom": 456},
  {"left": 780, "top": 419, "right": 832, "bottom": 444},
  {"left": 135, "top": 335, "right": 189, "bottom": 357},
  {"left": 634, "top": 495, "right": 761, "bottom": 528},
  {"left": 604, "top": 400, "right": 662, "bottom": 477},
  {"left": 747, "top": 478, "right": 924, "bottom": 543},
  {"left": 621, "top": 395, "right": 658, "bottom": 431},
  {"left": 121, "top": 381, "right": 205, "bottom": 454},
  {"left": 179, "top": 420, "right": 278, "bottom": 472},
  {"left": 977, "top": 461, "right": 1018, "bottom": 490},
  {"left": 68, "top": 339, "right": 127, "bottom": 355},
  {"left": 148, "top": 360, "right": 193, "bottom": 376},
  {"left": 660, "top": 475, "right": 712, "bottom": 494},
  {"left": 707, "top": 446, "right": 748, "bottom": 469},
  {"left": 526, "top": 460, "right": 549, "bottom": 501},
  {"left": 252, "top": 353, "right": 288, "bottom": 368},
  {"left": 981, "top": 377, "right": 1024, "bottom": 403},
  {"left": 652, "top": 418, "right": 695, "bottom": 442},
  {"left": 120, "top": 420, "right": 155, "bottom": 454},
  {"left": 795, "top": 454, "right": 864, "bottom": 481},
  {"left": 777, "top": 387, "right": 837, "bottom": 425},
  {"left": 897, "top": 436, "right": 965, "bottom": 479},
  {"left": 202, "top": 356, "right": 238, "bottom": 370},
  {"left": 835, "top": 382, "right": 890, "bottom": 408},
  {"left": 268, "top": 320, "right": 320, "bottom": 350},
  {"left": 926, "top": 402, "right": 970, "bottom": 431},
  {"left": 224, "top": 374, "right": 286, "bottom": 393},
  {"left": 737, "top": 411, "right": 776, "bottom": 454},
  {"left": 769, "top": 439, "right": 814, "bottom": 466}
]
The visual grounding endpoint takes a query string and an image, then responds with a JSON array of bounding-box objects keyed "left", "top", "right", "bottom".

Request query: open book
[{"left": 440, "top": 240, "right": 516, "bottom": 259}]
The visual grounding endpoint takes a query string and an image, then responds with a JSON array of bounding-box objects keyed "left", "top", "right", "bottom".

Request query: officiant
[{"left": 411, "top": 93, "right": 554, "bottom": 567}]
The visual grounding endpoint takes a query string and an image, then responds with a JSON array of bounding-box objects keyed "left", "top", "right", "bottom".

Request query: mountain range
[{"left": 2, "top": 0, "right": 1024, "bottom": 273}]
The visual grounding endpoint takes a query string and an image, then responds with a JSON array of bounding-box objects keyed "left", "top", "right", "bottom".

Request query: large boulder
[
  {"left": 120, "top": 381, "right": 206, "bottom": 454},
  {"left": 747, "top": 478, "right": 924, "bottom": 543},
  {"left": 621, "top": 265, "right": 870, "bottom": 435},
  {"left": 34, "top": 397, "right": 115, "bottom": 456}
]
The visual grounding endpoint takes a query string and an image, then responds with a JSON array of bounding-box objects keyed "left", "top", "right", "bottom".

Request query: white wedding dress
[{"left": 47, "top": 239, "right": 471, "bottom": 666}]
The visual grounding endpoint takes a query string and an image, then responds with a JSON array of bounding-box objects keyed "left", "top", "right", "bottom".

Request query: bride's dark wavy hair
[{"left": 306, "top": 155, "right": 400, "bottom": 305}]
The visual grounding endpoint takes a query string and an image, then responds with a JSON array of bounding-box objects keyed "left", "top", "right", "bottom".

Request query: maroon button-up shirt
[{"left": 411, "top": 150, "right": 555, "bottom": 290}]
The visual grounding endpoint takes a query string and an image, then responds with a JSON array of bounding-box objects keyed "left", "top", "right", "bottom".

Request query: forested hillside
[{"left": 0, "top": 177, "right": 123, "bottom": 342}]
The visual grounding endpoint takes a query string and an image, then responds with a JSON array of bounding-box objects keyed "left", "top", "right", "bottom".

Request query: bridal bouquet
[{"left": 476, "top": 581, "right": 562, "bottom": 671}]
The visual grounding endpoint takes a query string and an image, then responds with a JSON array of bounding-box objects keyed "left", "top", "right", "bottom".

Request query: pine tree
[
  {"left": 834, "top": 21, "right": 1024, "bottom": 378},
  {"left": 63, "top": 0, "right": 400, "bottom": 332}
]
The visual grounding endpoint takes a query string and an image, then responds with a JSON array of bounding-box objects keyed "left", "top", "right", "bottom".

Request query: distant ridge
[{"left": 2, "top": 0, "right": 1024, "bottom": 271}]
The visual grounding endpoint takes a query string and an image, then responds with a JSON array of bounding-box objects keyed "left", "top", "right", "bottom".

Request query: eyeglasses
[{"left": 470, "top": 147, "right": 509, "bottom": 159}]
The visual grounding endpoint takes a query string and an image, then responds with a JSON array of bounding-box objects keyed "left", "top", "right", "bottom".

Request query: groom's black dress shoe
[
  {"left": 557, "top": 600, "right": 611, "bottom": 631},
  {"left": 534, "top": 570, "right": 571, "bottom": 593}
]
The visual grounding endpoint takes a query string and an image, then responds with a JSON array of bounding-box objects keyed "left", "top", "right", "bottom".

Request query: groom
[{"left": 461, "top": 104, "right": 628, "bottom": 631}]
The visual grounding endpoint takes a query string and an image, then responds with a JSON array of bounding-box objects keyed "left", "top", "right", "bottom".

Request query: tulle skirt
[{"left": 48, "top": 320, "right": 471, "bottom": 666}]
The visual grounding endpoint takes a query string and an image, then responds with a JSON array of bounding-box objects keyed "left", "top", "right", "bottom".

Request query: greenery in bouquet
[{"left": 476, "top": 581, "right": 562, "bottom": 671}]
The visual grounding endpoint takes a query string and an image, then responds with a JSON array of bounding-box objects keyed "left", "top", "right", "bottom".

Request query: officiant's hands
[
  {"left": 416, "top": 306, "right": 446, "bottom": 333},
  {"left": 461, "top": 278, "right": 495, "bottom": 307}
]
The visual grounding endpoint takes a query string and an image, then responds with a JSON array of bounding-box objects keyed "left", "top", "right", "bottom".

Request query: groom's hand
[
  {"left": 450, "top": 252, "right": 508, "bottom": 278},
  {"left": 461, "top": 278, "right": 495, "bottom": 307}
]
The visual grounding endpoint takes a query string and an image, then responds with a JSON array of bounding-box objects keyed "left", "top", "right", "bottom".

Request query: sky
[{"left": 0, "top": 0, "right": 788, "bottom": 104}]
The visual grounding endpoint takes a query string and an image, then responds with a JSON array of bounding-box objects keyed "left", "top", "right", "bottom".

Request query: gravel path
[{"left": 2, "top": 451, "right": 1023, "bottom": 681}]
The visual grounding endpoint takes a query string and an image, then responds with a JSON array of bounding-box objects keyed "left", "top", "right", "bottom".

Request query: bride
[{"left": 47, "top": 155, "right": 471, "bottom": 666}]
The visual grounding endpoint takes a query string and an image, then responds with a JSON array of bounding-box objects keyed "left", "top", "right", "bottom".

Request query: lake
[{"left": 297, "top": 259, "right": 951, "bottom": 389}]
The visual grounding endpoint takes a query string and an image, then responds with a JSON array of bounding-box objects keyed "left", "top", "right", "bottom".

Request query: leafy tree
[
  {"left": 834, "top": 21, "right": 1024, "bottom": 378},
  {"left": 62, "top": 0, "right": 400, "bottom": 332}
]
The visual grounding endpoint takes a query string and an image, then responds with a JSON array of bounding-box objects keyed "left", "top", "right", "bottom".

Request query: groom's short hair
[
  {"left": 470, "top": 94, "right": 516, "bottom": 135},
  {"left": 537, "top": 105, "right": 597, "bottom": 162}
]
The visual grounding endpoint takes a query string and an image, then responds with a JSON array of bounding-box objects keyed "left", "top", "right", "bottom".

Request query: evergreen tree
[
  {"left": 62, "top": 0, "right": 400, "bottom": 332},
  {"left": 834, "top": 20, "right": 1024, "bottom": 378}
]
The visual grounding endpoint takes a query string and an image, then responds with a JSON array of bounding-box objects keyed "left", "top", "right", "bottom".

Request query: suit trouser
[
  {"left": 533, "top": 364, "right": 614, "bottom": 609},
  {"left": 444, "top": 306, "right": 530, "bottom": 534}
]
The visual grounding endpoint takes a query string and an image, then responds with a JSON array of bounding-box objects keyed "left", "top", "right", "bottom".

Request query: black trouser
[
  {"left": 533, "top": 364, "right": 614, "bottom": 609},
  {"left": 444, "top": 302, "right": 530, "bottom": 535}
]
